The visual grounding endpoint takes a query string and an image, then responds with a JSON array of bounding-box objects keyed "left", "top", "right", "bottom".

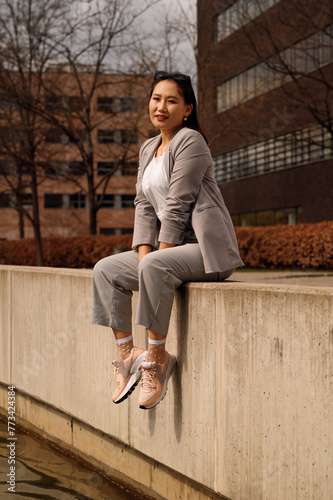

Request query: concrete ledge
[
  {"left": 0, "top": 265, "right": 332, "bottom": 499},
  {"left": 0, "top": 385, "right": 225, "bottom": 500}
]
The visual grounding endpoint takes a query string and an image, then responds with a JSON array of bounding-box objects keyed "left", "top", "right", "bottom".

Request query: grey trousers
[{"left": 91, "top": 243, "right": 234, "bottom": 336}]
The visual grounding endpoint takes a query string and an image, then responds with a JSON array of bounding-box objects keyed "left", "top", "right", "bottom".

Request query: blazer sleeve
[
  {"left": 131, "top": 143, "right": 158, "bottom": 250},
  {"left": 159, "top": 130, "right": 212, "bottom": 245}
]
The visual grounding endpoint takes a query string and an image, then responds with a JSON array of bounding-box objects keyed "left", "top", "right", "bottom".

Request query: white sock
[
  {"left": 146, "top": 337, "right": 166, "bottom": 364},
  {"left": 115, "top": 334, "right": 134, "bottom": 360}
]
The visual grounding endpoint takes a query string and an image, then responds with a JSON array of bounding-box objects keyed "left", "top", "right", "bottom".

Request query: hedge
[
  {"left": 0, "top": 234, "right": 132, "bottom": 268},
  {"left": 235, "top": 221, "right": 333, "bottom": 270},
  {"left": 0, "top": 221, "right": 332, "bottom": 270}
]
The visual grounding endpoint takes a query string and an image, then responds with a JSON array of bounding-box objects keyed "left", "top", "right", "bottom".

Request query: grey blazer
[{"left": 132, "top": 126, "right": 244, "bottom": 273}]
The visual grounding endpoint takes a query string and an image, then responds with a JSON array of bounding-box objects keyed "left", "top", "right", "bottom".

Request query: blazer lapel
[
  {"left": 140, "top": 128, "right": 184, "bottom": 180},
  {"left": 140, "top": 135, "right": 161, "bottom": 173}
]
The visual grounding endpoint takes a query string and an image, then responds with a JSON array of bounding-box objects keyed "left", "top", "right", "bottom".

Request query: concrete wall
[{"left": 0, "top": 265, "right": 332, "bottom": 499}]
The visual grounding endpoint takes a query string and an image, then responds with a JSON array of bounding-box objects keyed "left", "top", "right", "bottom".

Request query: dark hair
[{"left": 150, "top": 72, "right": 208, "bottom": 143}]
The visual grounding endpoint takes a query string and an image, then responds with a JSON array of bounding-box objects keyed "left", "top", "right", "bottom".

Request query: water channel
[{"left": 0, "top": 417, "right": 148, "bottom": 499}]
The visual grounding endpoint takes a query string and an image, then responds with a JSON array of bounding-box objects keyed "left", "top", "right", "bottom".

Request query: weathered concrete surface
[
  {"left": 0, "top": 266, "right": 12, "bottom": 384},
  {"left": 0, "top": 265, "right": 332, "bottom": 499},
  {"left": 232, "top": 270, "right": 333, "bottom": 287}
]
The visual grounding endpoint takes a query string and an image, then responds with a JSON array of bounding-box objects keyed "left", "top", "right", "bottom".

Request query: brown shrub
[
  {"left": 0, "top": 234, "right": 132, "bottom": 268},
  {"left": 0, "top": 221, "right": 332, "bottom": 269},
  {"left": 235, "top": 221, "right": 333, "bottom": 270}
]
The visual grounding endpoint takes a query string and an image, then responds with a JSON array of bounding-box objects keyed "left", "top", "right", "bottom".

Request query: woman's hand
[
  {"left": 159, "top": 242, "right": 176, "bottom": 251},
  {"left": 138, "top": 243, "right": 175, "bottom": 262}
]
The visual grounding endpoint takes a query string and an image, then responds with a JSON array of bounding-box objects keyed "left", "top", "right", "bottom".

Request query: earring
[{"left": 184, "top": 116, "right": 188, "bottom": 121}]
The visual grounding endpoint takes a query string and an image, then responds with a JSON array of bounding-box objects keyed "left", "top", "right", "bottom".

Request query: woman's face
[{"left": 149, "top": 79, "right": 193, "bottom": 136}]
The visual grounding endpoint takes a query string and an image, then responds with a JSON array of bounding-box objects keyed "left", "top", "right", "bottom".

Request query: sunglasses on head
[{"left": 154, "top": 71, "right": 191, "bottom": 82}]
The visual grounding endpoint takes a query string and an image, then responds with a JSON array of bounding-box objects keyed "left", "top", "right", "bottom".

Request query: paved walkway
[{"left": 232, "top": 270, "right": 333, "bottom": 287}]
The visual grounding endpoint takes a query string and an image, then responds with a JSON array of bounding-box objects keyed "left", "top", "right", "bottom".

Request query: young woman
[{"left": 92, "top": 71, "right": 243, "bottom": 410}]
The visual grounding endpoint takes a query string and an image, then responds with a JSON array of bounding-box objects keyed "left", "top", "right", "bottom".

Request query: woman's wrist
[
  {"left": 159, "top": 242, "right": 176, "bottom": 250},
  {"left": 138, "top": 244, "right": 152, "bottom": 262}
]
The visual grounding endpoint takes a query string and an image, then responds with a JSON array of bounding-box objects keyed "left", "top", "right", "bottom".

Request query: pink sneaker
[
  {"left": 138, "top": 352, "right": 176, "bottom": 409},
  {"left": 112, "top": 348, "right": 147, "bottom": 404}
]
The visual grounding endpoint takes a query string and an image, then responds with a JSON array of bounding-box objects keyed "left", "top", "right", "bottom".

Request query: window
[
  {"left": 0, "top": 128, "right": 27, "bottom": 143},
  {"left": 121, "top": 162, "right": 137, "bottom": 176},
  {"left": 97, "top": 98, "right": 113, "bottom": 113},
  {"left": 213, "top": 123, "right": 333, "bottom": 183},
  {"left": 45, "top": 96, "right": 62, "bottom": 110},
  {"left": 275, "top": 207, "right": 297, "bottom": 225},
  {"left": 239, "top": 212, "right": 256, "bottom": 226},
  {"left": 247, "top": 144, "right": 257, "bottom": 174},
  {"left": 97, "top": 97, "right": 138, "bottom": 113},
  {"left": 95, "top": 194, "right": 135, "bottom": 208},
  {"left": 0, "top": 162, "right": 15, "bottom": 175},
  {"left": 257, "top": 210, "right": 274, "bottom": 226},
  {"left": 97, "top": 162, "right": 117, "bottom": 176},
  {"left": 0, "top": 95, "right": 15, "bottom": 111},
  {"left": 231, "top": 214, "right": 239, "bottom": 226},
  {"left": 45, "top": 161, "right": 85, "bottom": 176},
  {"left": 97, "top": 162, "right": 137, "bottom": 176},
  {"left": 97, "top": 194, "right": 115, "bottom": 208},
  {"left": 44, "top": 194, "right": 63, "bottom": 208},
  {"left": 100, "top": 228, "right": 133, "bottom": 235},
  {"left": 45, "top": 95, "right": 84, "bottom": 112},
  {"left": 45, "top": 128, "right": 87, "bottom": 144},
  {"left": 45, "top": 128, "right": 70, "bottom": 144},
  {"left": 214, "top": 0, "right": 281, "bottom": 43},
  {"left": 70, "top": 193, "right": 86, "bottom": 209},
  {"left": 0, "top": 193, "right": 32, "bottom": 208},
  {"left": 120, "top": 98, "right": 138, "bottom": 113},
  {"left": 1, "top": 193, "right": 33, "bottom": 208},
  {"left": 0, "top": 95, "right": 9, "bottom": 110},
  {"left": 256, "top": 143, "right": 266, "bottom": 173},
  {"left": 121, "top": 130, "right": 138, "bottom": 144},
  {"left": 216, "top": 26, "right": 333, "bottom": 113},
  {"left": 22, "top": 194, "right": 33, "bottom": 209},
  {"left": 97, "top": 130, "right": 115, "bottom": 144},
  {"left": 97, "top": 129, "right": 138, "bottom": 144},
  {"left": 68, "top": 97, "right": 84, "bottom": 112},
  {"left": 44, "top": 193, "right": 86, "bottom": 209},
  {"left": 0, "top": 193, "right": 13, "bottom": 207},
  {"left": 121, "top": 195, "right": 135, "bottom": 208},
  {"left": 232, "top": 206, "right": 298, "bottom": 226},
  {"left": 68, "top": 162, "right": 85, "bottom": 176}
]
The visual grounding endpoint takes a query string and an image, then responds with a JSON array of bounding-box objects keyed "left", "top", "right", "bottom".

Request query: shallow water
[{"left": 0, "top": 418, "right": 146, "bottom": 499}]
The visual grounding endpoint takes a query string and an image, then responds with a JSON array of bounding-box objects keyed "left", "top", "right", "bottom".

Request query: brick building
[
  {"left": 198, "top": 0, "right": 333, "bottom": 226},
  {"left": 0, "top": 68, "right": 154, "bottom": 239}
]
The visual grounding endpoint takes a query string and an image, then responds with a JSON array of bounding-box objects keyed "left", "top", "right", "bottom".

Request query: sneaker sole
[
  {"left": 113, "top": 351, "right": 147, "bottom": 404},
  {"left": 139, "top": 354, "right": 176, "bottom": 410}
]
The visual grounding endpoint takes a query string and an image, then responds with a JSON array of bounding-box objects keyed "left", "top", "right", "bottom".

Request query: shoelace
[
  {"left": 110, "top": 360, "right": 120, "bottom": 387},
  {"left": 140, "top": 363, "right": 157, "bottom": 392}
]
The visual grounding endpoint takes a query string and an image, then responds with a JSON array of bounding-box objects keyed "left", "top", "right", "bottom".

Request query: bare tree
[
  {"left": 0, "top": 100, "right": 29, "bottom": 239},
  {"left": 133, "top": 0, "right": 236, "bottom": 148},
  {"left": 0, "top": 0, "right": 74, "bottom": 263},
  {"left": 126, "top": 1, "right": 197, "bottom": 76},
  {"left": 212, "top": 0, "right": 333, "bottom": 142},
  {"left": 40, "top": 0, "right": 160, "bottom": 235},
  {"left": 37, "top": 72, "right": 149, "bottom": 235},
  {"left": 0, "top": 0, "right": 158, "bottom": 262}
]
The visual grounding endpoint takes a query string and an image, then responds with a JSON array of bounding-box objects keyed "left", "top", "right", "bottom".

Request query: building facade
[
  {"left": 0, "top": 69, "right": 154, "bottom": 239},
  {"left": 198, "top": 0, "right": 333, "bottom": 226}
]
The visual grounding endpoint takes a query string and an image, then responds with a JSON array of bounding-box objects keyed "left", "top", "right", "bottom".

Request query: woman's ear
[{"left": 185, "top": 103, "right": 193, "bottom": 118}]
